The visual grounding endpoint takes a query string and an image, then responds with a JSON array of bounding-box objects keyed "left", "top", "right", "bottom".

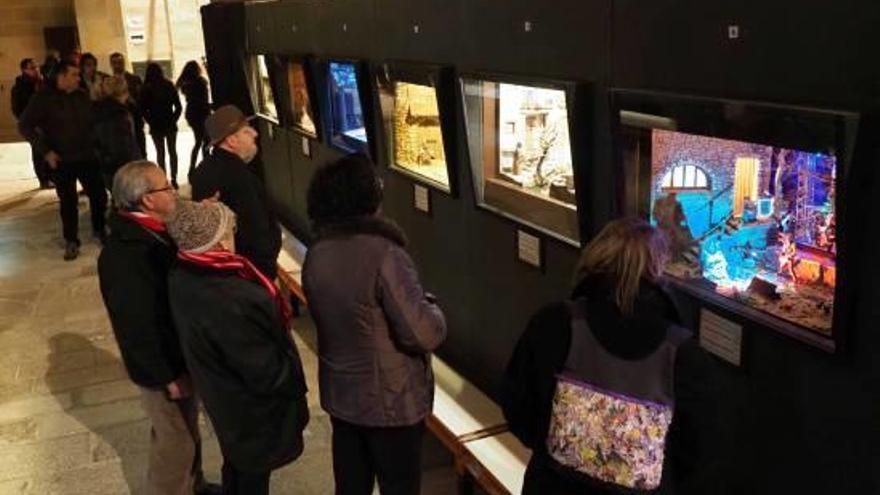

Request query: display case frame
[
  {"left": 320, "top": 57, "right": 372, "bottom": 155},
  {"left": 375, "top": 61, "right": 458, "bottom": 195},
  {"left": 245, "top": 53, "right": 284, "bottom": 125},
  {"left": 459, "top": 71, "right": 591, "bottom": 247},
  {"left": 611, "top": 88, "right": 859, "bottom": 352},
  {"left": 283, "top": 54, "right": 321, "bottom": 140}
]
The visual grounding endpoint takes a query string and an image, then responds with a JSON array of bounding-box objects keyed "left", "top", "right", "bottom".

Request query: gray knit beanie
[{"left": 165, "top": 200, "right": 237, "bottom": 253}]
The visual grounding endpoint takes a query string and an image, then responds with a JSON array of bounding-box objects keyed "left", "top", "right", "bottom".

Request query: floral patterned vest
[{"left": 546, "top": 298, "right": 690, "bottom": 490}]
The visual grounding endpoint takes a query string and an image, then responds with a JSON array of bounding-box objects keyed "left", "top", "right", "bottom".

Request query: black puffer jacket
[
  {"left": 140, "top": 79, "right": 182, "bottom": 135},
  {"left": 501, "top": 276, "right": 722, "bottom": 495},
  {"left": 91, "top": 98, "right": 142, "bottom": 177},
  {"left": 10, "top": 75, "right": 39, "bottom": 119},
  {"left": 18, "top": 87, "right": 95, "bottom": 162}
]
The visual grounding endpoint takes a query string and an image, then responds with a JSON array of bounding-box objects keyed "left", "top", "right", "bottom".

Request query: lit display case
[
  {"left": 462, "top": 76, "right": 579, "bottom": 243},
  {"left": 247, "top": 54, "right": 281, "bottom": 124},
  {"left": 286, "top": 57, "right": 319, "bottom": 139},
  {"left": 327, "top": 60, "right": 368, "bottom": 153},
  {"left": 377, "top": 63, "right": 452, "bottom": 192},
  {"left": 614, "top": 90, "right": 858, "bottom": 350}
]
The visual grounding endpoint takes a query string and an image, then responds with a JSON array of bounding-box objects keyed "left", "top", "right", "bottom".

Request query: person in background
[
  {"left": 18, "top": 60, "right": 108, "bottom": 260},
  {"left": 110, "top": 52, "right": 146, "bottom": 158},
  {"left": 40, "top": 49, "right": 60, "bottom": 82},
  {"left": 11, "top": 57, "right": 52, "bottom": 189},
  {"left": 92, "top": 76, "right": 142, "bottom": 188},
  {"left": 166, "top": 200, "right": 309, "bottom": 495},
  {"left": 141, "top": 62, "right": 182, "bottom": 188},
  {"left": 501, "top": 217, "right": 717, "bottom": 495},
  {"left": 79, "top": 52, "right": 107, "bottom": 100},
  {"left": 190, "top": 105, "right": 280, "bottom": 279},
  {"left": 303, "top": 154, "right": 447, "bottom": 495},
  {"left": 98, "top": 161, "right": 221, "bottom": 495},
  {"left": 175, "top": 60, "right": 212, "bottom": 177}
]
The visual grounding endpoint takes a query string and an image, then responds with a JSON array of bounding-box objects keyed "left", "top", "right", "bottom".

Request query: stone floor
[{"left": 0, "top": 138, "right": 457, "bottom": 494}]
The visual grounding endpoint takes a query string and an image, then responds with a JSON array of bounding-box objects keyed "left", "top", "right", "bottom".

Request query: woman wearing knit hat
[{"left": 165, "top": 200, "right": 309, "bottom": 495}]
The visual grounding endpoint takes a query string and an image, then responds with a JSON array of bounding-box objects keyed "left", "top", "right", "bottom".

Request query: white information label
[
  {"left": 517, "top": 230, "right": 541, "bottom": 268},
  {"left": 414, "top": 184, "right": 430, "bottom": 213},
  {"left": 699, "top": 309, "right": 743, "bottom": 366},
  {"left": 301, "top": 136, "right": 310, "bottom": 157}
]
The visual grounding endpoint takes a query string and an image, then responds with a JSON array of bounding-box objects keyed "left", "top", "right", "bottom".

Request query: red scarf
[
  {"left": 177, "top": 250, "right": 294, "bottom": 337},
  {"left": 119, "top": 211, "right": 167, "bottom": 233}
]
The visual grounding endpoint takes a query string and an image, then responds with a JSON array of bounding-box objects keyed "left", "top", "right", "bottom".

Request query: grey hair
[{"left": 112, "top": 160, "right": 161, "bottom": 210}]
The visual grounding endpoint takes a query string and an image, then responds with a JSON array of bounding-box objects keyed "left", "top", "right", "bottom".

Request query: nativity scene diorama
[
  {"left": 648, "top": 129, "right": 837, "bottom": 334},
  {"left": 386, "top": 82, "right": 450, "bottom": 189}
]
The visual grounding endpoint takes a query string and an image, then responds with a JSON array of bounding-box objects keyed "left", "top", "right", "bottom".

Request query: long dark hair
[
  {"left": 175, "top": 60, "right": 204, "bottom": 89},
  {"left": 144, "top": 63, "right": 165, "bottom": 85}
]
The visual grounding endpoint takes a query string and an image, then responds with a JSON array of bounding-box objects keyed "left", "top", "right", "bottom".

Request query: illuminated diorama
[
  {"left": 287, "top": 59, "right": 317, "bottom": 138},
  {"left": 328, "top": 61, "right": 367, "bottom": 151},
  {"left": 635, "top": 127, "right": 838, "bottom": 335},
  {"left": 462, "top": 78, "right": 578, "bottom": 242},
  {"left": 377, "top": 73, "right": 450, "bottom": 190},
  {"left": 254, "top": 55, "right": 279, "bottom": 122}
]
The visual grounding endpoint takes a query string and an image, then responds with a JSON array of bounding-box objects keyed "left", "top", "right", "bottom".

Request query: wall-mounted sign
[
  {"left": 699, "top": 309, "right": 743, "bottom": 366},
  {"left": 517, "top": 230, "right": 542, "bottom": 269}
]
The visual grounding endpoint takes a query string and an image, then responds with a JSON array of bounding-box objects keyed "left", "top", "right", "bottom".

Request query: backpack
[{"left": 545, "top": 298, "right": 690, "bottom": 490}]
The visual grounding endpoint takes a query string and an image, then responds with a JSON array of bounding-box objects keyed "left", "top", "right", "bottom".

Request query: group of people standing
[
  {"left": 11, "top": 51, "right": 212, "bottom": 260},
  {"left": 96, "top": 104, "right": 447, "bottom": 494}
]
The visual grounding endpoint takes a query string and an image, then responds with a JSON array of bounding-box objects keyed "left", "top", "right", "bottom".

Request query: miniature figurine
[{"left": 777, "top": 232, "right": 798, "bottom": 282}]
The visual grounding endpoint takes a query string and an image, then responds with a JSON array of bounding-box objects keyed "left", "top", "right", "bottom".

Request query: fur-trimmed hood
[{"left": 312, "top": 215, "right": 408, "bottom": 247}]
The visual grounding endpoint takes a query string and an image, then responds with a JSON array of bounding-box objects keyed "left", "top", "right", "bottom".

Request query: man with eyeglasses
[
  {"left": 11, "top": 58, "right": 52, "bottom": 189},
  {"left": 98, "top": 160, "right": 220, "bottom": 495}
]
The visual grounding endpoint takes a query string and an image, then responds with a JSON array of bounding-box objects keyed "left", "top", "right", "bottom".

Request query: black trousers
[
  {"left": 29, "top": 143, "right": 50, "bottom": 184},
  {"left": 331, "top": 417, "right": 425, "bottom": 495},
  {"left": 152, "top": 130, "right": 179, "bottom": 181},
  {"left": 221, "top": 460, "right": 270, "bottom": 495},
  {"left": 52, "top": 160, "right": 107, "bottom": 243}
]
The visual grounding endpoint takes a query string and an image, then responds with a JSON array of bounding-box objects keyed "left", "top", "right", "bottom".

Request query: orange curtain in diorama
[{"left": 733, "top": 157, "right": 760, "bottom": 217}]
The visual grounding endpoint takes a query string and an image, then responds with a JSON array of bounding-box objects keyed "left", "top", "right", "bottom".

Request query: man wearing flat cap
[
  {"left": 166, "top": 200, "right": 309, "bottom": 494},
  {"left": 189, "top": 104, "right": 281, "bottom": 279}
]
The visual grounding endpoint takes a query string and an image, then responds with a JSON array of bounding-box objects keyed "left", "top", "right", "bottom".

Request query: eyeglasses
[{"left": 145, "top": 185, "right": 175, "bottom": 195}]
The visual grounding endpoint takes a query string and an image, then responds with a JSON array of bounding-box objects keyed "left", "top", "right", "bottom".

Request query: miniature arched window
[{"left": 661, "top": 163, "right": 711, "bottom": 191}]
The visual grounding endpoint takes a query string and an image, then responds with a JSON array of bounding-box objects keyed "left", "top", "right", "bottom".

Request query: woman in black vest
[
  {"left": 141, "top": 63, "right": 182, "bottom": 188},
  {"left": 176, "top": 61, "right": 211, "bottom": 177},
  {"left": 501, "top": 218, "right": 719, "bottom": 495}
]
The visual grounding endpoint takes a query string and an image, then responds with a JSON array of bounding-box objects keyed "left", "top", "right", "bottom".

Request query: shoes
[
  {"left": 63, "top": 241, "right": 80, "bottom": 261},
  {"left": 193, "top": 482, "right": 222, "bottom": 495}
]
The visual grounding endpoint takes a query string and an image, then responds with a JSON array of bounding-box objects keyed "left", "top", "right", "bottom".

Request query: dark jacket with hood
[
  {"left": 18, "top": 87, "right": 95, "bottom": 163},
  {"left": 11, "top": 74, "right": 39, "bottom": 119},
  {"left": 91, "top": 98, "right": 142, "bottom": 177},
  {"left": 501, "top": 276, "right": 720, "bottom": 495},
  {"left": 190, "top": 148, "right": 281, "bottom": 279},
  {"left": 168, "top": 261, "right": 309, "bottom": 472},
  {"left": 303, "top": 216, "right": 447, "bottom": 427},
  {"left": 97, "top": 213, "right": 187, "bottom": 388}
]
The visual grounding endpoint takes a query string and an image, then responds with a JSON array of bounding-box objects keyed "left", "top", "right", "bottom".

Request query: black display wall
[{"left": 202, "top": 1, "right": 879, "bottom": 493}]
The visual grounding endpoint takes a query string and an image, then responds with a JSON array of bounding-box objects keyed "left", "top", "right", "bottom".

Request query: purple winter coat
[{"left": 303, "top": 216, "right": 447, "bottom": 427}]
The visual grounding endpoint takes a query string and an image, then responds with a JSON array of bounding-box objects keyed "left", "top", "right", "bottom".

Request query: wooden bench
[{"left": 276, "top": 228, "right": 531, "bottom": 494}]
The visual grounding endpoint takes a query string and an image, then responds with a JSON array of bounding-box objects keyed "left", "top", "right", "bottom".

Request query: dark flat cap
[{"left": 205, "top": 104, "right": 255, "bottom": 145}]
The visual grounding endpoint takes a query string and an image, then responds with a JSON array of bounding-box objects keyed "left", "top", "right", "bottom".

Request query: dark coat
[
  {"left": 179, "top": 77, "right": 211, "bottom": 127},
  {"left": 121, "top": 71, "right": 145, "bottom": 132},
  {"left": 97, "top": 213, "right": 187, "bottom": 388},
  {"left": 303, "top": 216, "right": 447, "bottom": 427},
  {"left": 168, "top": 262, "right": 309, "bottom": 472},
  {"left": 18, "top": 87, "right": 95, "bottom": 162},
  {"left": 91, "top": 98, "right": 142, "bottom": 177},
  {"left": 190, "top": 148, "right": 281, "bottom": 279},
  {"left": 10, "top": 75, "right": 39, "bottom": 119},
  {"left": 140, "top": 79, "right": 182, "bottom": 135},
  {"left": 501, "top": 276, "right": 721, "bottom": 495}
]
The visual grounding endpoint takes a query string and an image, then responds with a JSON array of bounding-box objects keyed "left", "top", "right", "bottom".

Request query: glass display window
[
  {"left": 614, "top": 90, "right": 858, "bottom": 349},
  {"left": 327, "top": 60, "right": 368, "bottom": 152},
  {"left": 248, "top": 54, "right": 280, "bottom": 124},
  {"left": 377, "top": 64, "right": 451, "bottom": 192},
  {"left": 287, "top": 58, "right": 319, "bottom": 139},
  {"left": 462, "top": 77, "right": 579, "bottom": 243}
]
